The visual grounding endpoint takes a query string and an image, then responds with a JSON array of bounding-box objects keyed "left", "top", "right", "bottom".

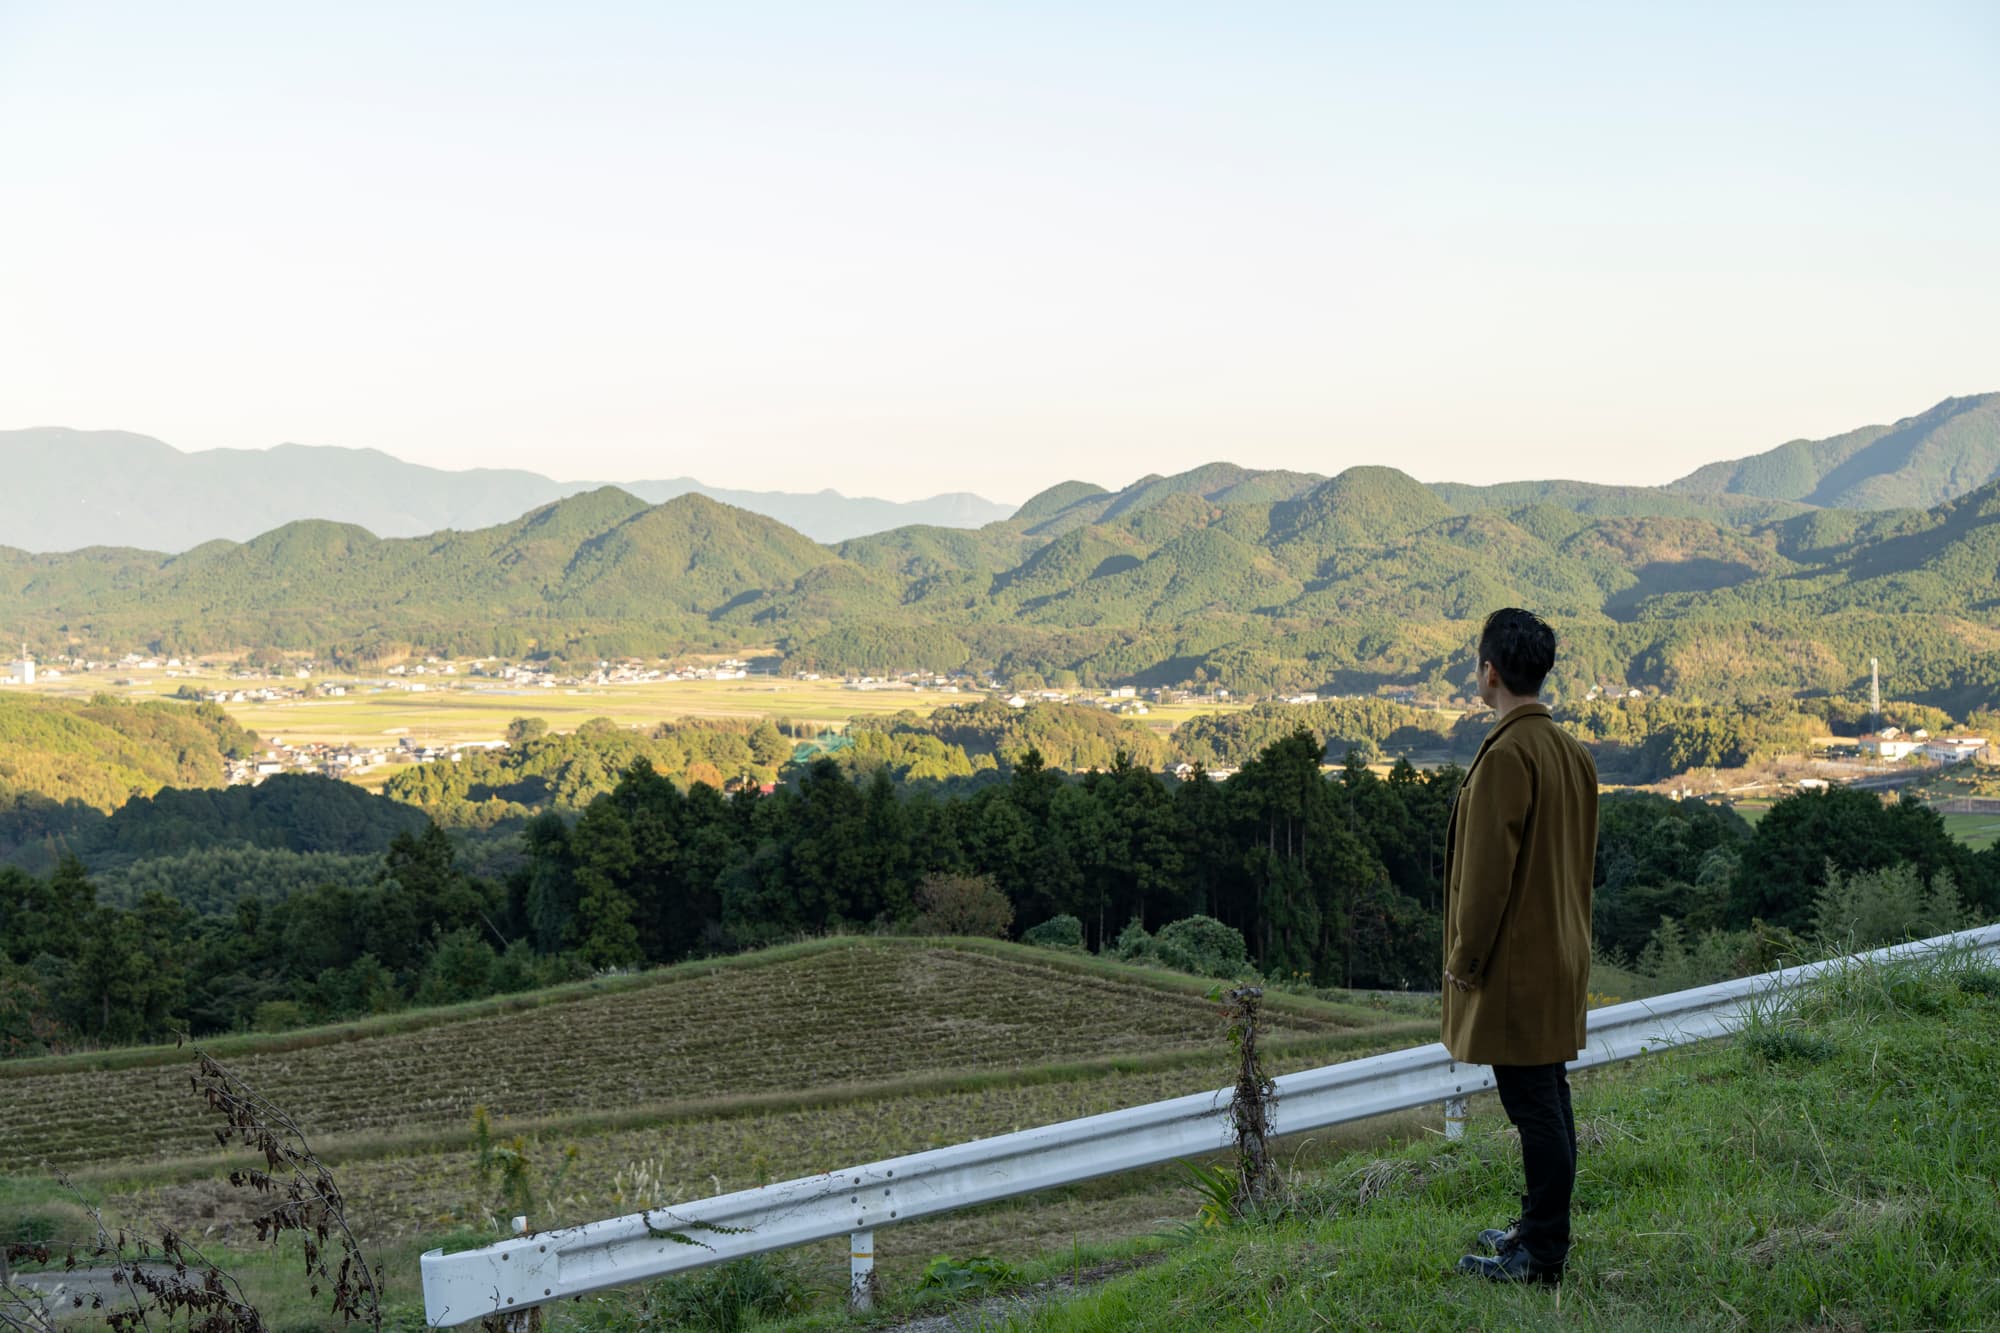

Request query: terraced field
[
  {"left": 3, "top": 938, "right": 1432, "bottom": 1322},
  {"left": 1, "top": 942, "right": 1405, "bottom": 1174}
]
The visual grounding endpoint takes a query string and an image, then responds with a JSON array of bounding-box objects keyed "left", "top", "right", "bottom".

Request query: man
[{"left": 1442, "top": 607, "right": 1598, "bottom": 1285}]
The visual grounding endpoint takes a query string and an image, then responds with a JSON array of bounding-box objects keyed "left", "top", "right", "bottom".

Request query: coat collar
[
  {"left": 1446, "top": 701, "right": 1553, "bottom": 851},
  {"left": 1465, "top": 701, "right": 1551, "bottom": 771}
]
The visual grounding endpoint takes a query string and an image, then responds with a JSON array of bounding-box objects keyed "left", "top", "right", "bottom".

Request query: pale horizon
[
  {"left": 8, "top": 395, "right": 1999, "bottom": 512},
  {"left": 3, "top": 3, "right": 1995, "bottom": 504}
]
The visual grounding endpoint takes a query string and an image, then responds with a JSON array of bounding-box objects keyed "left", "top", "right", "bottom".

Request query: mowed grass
[{"left": 1939, "top": 810, "right": 2000, "bottom": 850}]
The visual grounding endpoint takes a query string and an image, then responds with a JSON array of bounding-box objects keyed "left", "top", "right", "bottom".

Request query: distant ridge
[
  {"left": 1666, "top": 393, "right": 2000, "bottom": 510},
  {"left": 0, "top": 428, "right": 1016, "bottom": 552}
]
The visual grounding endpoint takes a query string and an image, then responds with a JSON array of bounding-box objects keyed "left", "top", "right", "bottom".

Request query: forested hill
[
  {"left": 8, "top": 465, "right": 2000, "bottom": 712},
  {"left": 0, "top": 693, "right": 254, "bottom": 818},
  {"left": 1667, "top": 392, "right": 2000, "bottom": 510}
]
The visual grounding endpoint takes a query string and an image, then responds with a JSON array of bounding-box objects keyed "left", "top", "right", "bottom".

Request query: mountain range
[
  {"left": 0, "top": 428, "right": 1014, "bottom": 550},
  {"left": 4, "top": 393, "right": 1998, "bottom": 555},
  {"left": 6, "top": 433, "right": 2000, "bottom": 714}
]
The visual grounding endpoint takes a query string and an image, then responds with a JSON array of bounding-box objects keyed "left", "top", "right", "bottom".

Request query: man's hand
[{"left": 1445, "top": 968, "right": 1475, "bottom": 993}]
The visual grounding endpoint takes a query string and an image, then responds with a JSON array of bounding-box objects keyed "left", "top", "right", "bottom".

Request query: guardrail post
[
  {"left": 848, "top": 1229, "right": 875, "bottom": 1310},
  {"left": 480, "top": 1217, "right": 542, "bottom": 1332},
  {"left": 1443, "top": 1096, "right": 1468, "bottom": 1141}
]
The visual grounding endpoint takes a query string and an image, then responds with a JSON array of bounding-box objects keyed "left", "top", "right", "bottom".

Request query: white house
[
  {"left": 7, "top": 649, "right": 34, "bottom": 685},
  {"left": 1923, "top": 736, "right": 1987, "bottom": 764},
  {"left": 1859, "top": 732, "right": 1924, "bottom": 761}
]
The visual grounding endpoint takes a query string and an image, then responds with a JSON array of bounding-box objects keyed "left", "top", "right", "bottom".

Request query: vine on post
[{"left": 1222, "top": 984, "right": 1277, "bottom": 1213}]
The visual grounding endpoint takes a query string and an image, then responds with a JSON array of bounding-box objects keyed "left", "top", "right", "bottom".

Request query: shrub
[
  {"left": 1811, "top": 863, "right": 1967, "bottom": 952},
  {"left": 912, "top": 873, "right": 1014, "bottom": 939},
  {"left": 415, "top": 927, "right": 497, "bottom": 1006},
  {"left": 1021, "top": 914, "right": 1084, "bottom": 951},
  {"left": 1155, "top": 915, "right": 1252, "bottom": 979},
  {"left": 1111, "top": 917, "right": 1154, "bottom": 961},
  {"left": 1109, "top": 915, "right": 1253, "bottom": 980}
]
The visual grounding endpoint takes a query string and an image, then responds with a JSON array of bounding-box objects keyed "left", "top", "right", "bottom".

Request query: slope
[
  {"left": 1668, "top": 392, "right": 2000, "bottom": 510},
  {"left": 0, "top": 936, "right": 1410, "bottom": 1177},
  {"left": 993, "top": 948, "right": 2000, "bottom": 1332}
]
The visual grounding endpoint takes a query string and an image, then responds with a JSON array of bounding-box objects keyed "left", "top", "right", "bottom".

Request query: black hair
[{"left": 1478, "top": 607, "right": 1556, "bottom": 697}]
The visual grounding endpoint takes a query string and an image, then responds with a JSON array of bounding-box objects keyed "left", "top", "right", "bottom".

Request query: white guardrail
[{"left": 421, "top": 922, "right": 2000, "bottom": 1326}]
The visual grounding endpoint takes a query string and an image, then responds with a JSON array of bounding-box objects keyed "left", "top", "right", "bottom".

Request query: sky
[{"left": 1, "top": 3, "right": 1995, "bottom": 504}]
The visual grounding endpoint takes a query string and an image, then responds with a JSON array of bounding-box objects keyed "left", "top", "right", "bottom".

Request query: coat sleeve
[{"left": 1444, "top": 745, "right": 1531, "bottom": 985}]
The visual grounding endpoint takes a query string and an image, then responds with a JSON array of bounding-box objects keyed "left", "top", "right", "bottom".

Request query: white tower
[
  {"left": 1870, "top": 657, "right": 1880, "bottom": 732},
  {"left": 10, "top": 644, "right": 32, "bottom": 686}
]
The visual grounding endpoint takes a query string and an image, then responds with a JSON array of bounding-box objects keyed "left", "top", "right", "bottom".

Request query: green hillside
[
  {"left": 0, "top": 693, "right": 253, "bottom": 820},
  {"left": 1009, "top": 479, "right": 1111, "bottom": 524},
  {"left": 7, "top": 456, "right": 2000, "bottom": 713},
  {"left": 1670, "top": 392, "right": 2000, "bottom": 510}
]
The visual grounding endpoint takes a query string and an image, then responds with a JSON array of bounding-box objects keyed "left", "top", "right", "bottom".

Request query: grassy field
[
  {"left": 1705, "top": 798, "right": 2000, "bottom": 851},
  {"left": 1, "top": 938, "right": 1424, "bottom": 1328},
  {"left": 28, "top": 669, "right": 1248, "bottom": 749},
  {"left": 938, "top": 947, "right": 2000, "bottom": 1332},
  {"left": 1940, "top": 810, "right": 2000, "bottom": 850}
]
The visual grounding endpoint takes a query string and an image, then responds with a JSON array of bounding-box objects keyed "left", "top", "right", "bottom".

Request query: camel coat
[{"left": 1441, "top": 702, "right": 1599, "bottom": 1066}]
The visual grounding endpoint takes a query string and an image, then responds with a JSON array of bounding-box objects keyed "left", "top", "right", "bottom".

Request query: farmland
[
  {"left": 5, "top": 938, "right": 1430, "bottom": 1322},
  {"left": 0, "top": 941, "right": 1394, "bottom": 1172},
  {"left": 24, "top": 667, "right": 1248, "bottom": 750},
  {"left": 3, "top": 932, "right": 1408, "bottom": 1200},
  {"left": 1941, "top": 810, "right": 2000, "bottom": 850}
]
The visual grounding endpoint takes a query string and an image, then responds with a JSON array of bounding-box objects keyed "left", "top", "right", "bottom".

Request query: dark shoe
[
  {"left": 1456, "top": 1246, "right": 1563, "bottom": 1286},
  {"left": 1477, "top": 1219, "right": 1520, "bottom": 1254}
]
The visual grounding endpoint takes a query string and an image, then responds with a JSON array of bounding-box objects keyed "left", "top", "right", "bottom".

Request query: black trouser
[{"left": 1492, "top": 1061, "right": 1576, "bottom": 1264}]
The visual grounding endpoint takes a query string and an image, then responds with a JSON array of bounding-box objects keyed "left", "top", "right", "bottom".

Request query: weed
[
  {"left": 616, "top": 1256, "right": 808, "bottom": 1332},
  {"left": 1955, "top": 966, "right": 2000, "bottom": 999},
  {"left": 1172, "top": 1160, "right": 1239, "bottom": 1231},
  {"left": 1741, "top": 1027, "right": 1838, "bottom": 1065},
  {"left": 917, "top": 1253, "right": 1020, "bottom": 1295}
]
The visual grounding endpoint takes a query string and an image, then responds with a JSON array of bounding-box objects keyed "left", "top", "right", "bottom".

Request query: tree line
[{"left": 3, "top": 731, "right": 1995, "bottom": 1056}]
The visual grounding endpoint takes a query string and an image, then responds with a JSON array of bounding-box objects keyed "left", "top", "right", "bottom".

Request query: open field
[
  {"left": 1941, "top": 810, "right": 2000, "bottom": 850},
  {"left": 28, "top": 670, "right": 988, "bottom": 746},
  {"left": 25, "top": 669, "right": 1250, "bottom": 749},
  {"left": 0, "top": 940, "right": 1393, "bottom": 1173},
  {"left": 1, "top": 938, "right": 1426, "bottom": 1325}
]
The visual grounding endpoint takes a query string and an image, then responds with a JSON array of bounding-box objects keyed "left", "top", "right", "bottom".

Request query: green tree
[{"left": 506, "top": 716, "right": 550, "bottom": 745}]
